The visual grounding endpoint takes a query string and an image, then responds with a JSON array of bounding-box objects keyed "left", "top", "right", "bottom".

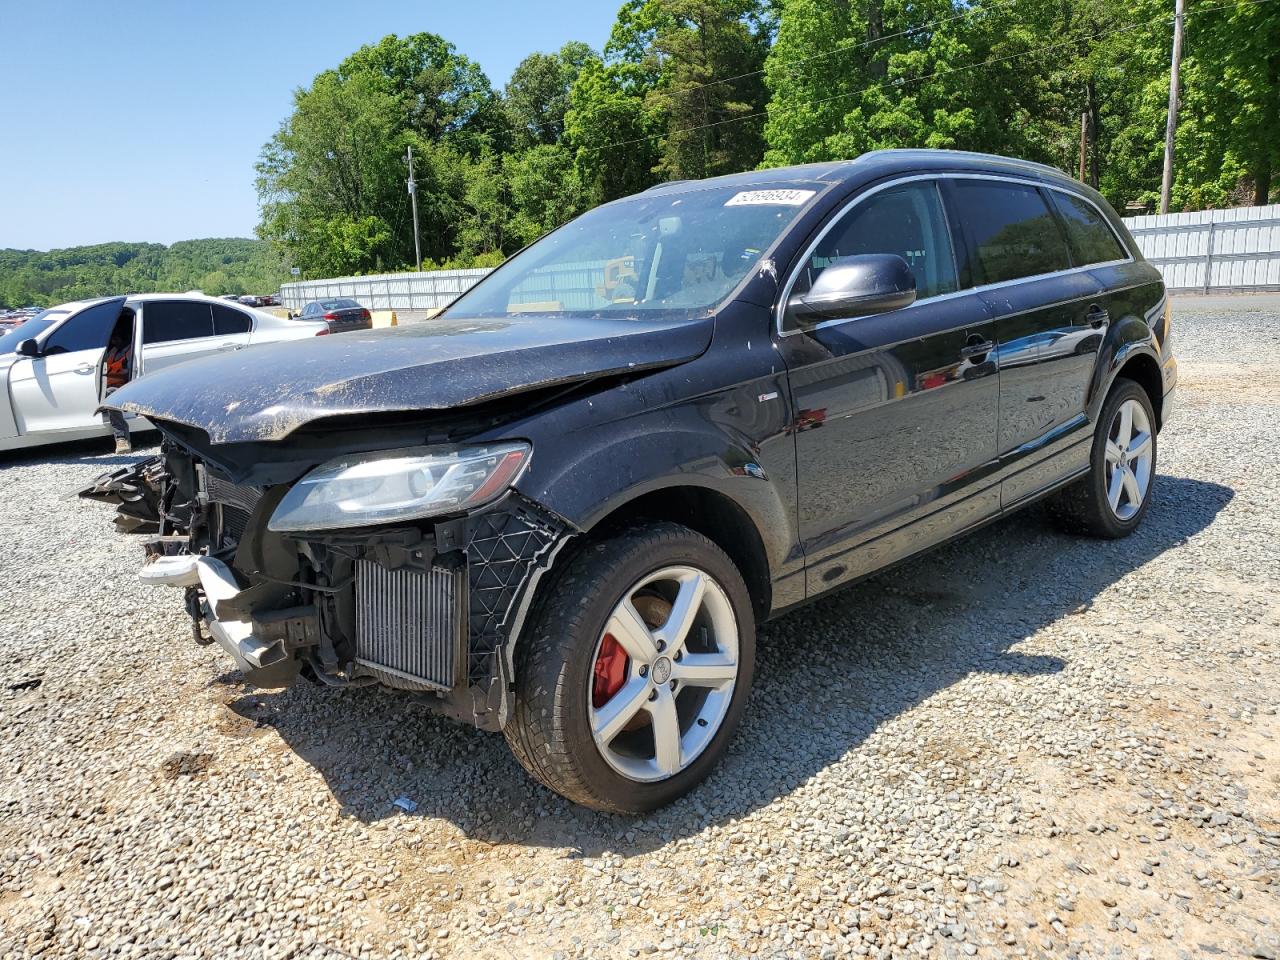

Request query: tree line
[
  {"left": 257, "top": 0, "right": 1280, "bottom": 278},
  {"left": 0, "top": 240, "right": 289, "bottom": 308}
]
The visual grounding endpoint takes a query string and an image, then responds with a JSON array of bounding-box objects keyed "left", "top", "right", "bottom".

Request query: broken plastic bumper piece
[{"left": 138, "top": 554, "right": 300, "bottom": 685}]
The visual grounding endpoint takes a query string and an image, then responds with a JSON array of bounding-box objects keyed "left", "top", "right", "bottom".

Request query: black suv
[{"left": 92, "top": 150, "right": 1176, "bottom": 813}]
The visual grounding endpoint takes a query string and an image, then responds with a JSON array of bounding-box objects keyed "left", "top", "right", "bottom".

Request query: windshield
[
  {"left": 443, "top": 183, "right": 822, "bottom": 320},
  {"left": 0, "top": 310, "right": 69, "bottom": 354},
  {"left": 318, "top": 299, "right": 360, "bottom": 310}
]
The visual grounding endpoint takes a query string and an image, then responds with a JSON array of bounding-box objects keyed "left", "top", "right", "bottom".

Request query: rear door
[
  {"left": 1048, "top": 188, "right": 1138, "bottom": 356},
  {"left": 781, "top": 178, "right": 1000, "bottom": 594},
  {"left": 137, "top": 299, "right": 220, "bottom": 374},
  {"left": 211, "top": 303, "right": 253, "bottom": 352},
  {"left": 8, "top": 298, "right": 124, "bottom": 434},
  {"left": 944, "top": 178, "right": 1105, "bottom": 505}
]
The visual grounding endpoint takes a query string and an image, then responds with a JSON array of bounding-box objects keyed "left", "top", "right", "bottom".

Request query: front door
[
  {"left": 8, "top": 298, "right": 124, "bottom": 435},
  {"left": 779, "top": 179, "right": 1001, "bottom": 595}
]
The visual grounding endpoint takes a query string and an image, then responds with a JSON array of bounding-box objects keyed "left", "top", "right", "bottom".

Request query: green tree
[
  {"left": 505, "top": 42, "right": 599, "bottom": 147},
  {"left": 256, "top": 70, "right": 409, "bottom": 275},
  {"left": 614, "top": 0, "right": 774, "bottom": 180},
  {"left": 256, "top": 32, "right": 505, "bottom": 274},
  {"left": 1171, "top": 0, "right": 1280, "bottom": 206},
  {"left": 504, "top": 144, "right": 587, "bottom": 246},
  {"left": 0, "top": 240, "right": 289, "bottom": 308},
  {"left": 565, "top": 58, "right": 662, "bottom": 205},
  {"left": 338, "top": 33, "right": 506, "bottom": 154},
  {"left": 762, "top": 0, "right": 1004, "bottom": 165}
]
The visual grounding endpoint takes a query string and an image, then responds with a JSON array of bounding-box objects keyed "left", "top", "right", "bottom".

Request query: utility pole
[
  {"left": 1159, "top": 0, "right": 1186, "bottom": 215},
  {"left": 1078, "top": 111, "right": 1089, "bottom": 183},
  {"left": 406, "top": 145, "right": 422, "bottom": 270}
]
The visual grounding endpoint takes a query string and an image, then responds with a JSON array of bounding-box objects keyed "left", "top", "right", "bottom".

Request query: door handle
[
  {"left": 75, "top": 363, "right": 94, "bottom": 375},
  {"left": 1086, "top": 304, "right": 1110, "bottom": 328},
  {"left": 959, "top": 338, "right": 994, "bottom": 360}
]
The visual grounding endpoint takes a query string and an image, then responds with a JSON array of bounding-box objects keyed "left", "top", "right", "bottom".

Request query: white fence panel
[
  {"left": 1123, "top": 203, "right": 1280, "bottom": 293},
  {"left": 280, "top": 269, "right": 492, "bottom": 312}
]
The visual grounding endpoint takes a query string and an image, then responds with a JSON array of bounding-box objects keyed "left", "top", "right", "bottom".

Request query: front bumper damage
[
  {"left": 87, "top": 450, "right": 574, "bottom": 731},
  {"left": 139, "top": 551, "right": 313, "bottom": 687}
]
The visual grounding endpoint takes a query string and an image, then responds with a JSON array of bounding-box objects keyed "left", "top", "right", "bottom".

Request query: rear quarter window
[
  {"left": 950, "top": 181, "right": 1074, "bottom": 285},
  {"left": 212, "top": 304, "right": 252, "bottom": 335},
  {"left": 1050, "top": 191, "right": 1128, "bottom": 266}
]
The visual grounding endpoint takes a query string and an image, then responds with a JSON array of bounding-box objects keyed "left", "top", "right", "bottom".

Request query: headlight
[{"left": 267, "top": 442, "right": 530, "bottom": 532}]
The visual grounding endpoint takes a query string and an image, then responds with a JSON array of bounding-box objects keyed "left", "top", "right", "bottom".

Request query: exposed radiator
[
  {"left": 354, "top": 559, "right": 464, "bottom": 692},
  {"left": 204, "top": 475, "right": 262, "bottom": 514},
  {"left": 203, "top": 472, "right": 263, "bottom": 547}
]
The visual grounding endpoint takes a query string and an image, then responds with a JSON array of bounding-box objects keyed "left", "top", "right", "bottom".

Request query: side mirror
[
  {"left": 16, "top": 338, "right": 40, "bottom": 357},
  {"left": 788, "top": 254, "right": 916, "bottom": 324}
]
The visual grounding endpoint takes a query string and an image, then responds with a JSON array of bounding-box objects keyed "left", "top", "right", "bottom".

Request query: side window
[
  {"left": 949, "top": 181, "right": 1073, "bottom": 284},
  {"left": 212, "top": 304, "right": 252, "bottom": 335},
  {"left": 795, "top": 181, "right": 958, "bottom": 304},
  {"left": 142, "top": 301, "right": 214, "bottom": 344},
  {"left": 1050, "top": 191, "right": 1128, "bottom": 266},
  {"left": 42, "top": 300, "right": 123, "bottom": 355}
]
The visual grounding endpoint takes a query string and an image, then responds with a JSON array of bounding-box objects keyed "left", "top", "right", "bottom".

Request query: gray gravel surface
[{"left": 1, "top": 302, "right": 1277, "bottom": 960}]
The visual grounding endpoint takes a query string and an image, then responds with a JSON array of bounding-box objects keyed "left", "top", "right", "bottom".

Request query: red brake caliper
[{"left": 592, "top": 633, "right": 630, "bottom": 708}]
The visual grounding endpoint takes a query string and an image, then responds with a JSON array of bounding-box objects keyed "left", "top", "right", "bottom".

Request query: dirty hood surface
[{"left": 109, "top": 314, "right": 712, "bottom": 444}]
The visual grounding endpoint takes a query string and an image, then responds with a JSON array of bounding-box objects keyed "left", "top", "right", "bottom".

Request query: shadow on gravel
[
  {"left": 229, "top": 474, "right": 1233, "bottom": 856},
  {"left": 0, "top": 434, "right": 159, "bottom": 470}
]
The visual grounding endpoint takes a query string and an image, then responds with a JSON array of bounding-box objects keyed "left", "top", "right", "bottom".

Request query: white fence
[
  {"left": 1122, "top": 203, "right": 1280, "bottom": 293},
  {"left": 279, "top": 268, "right": 491, "bottom": 312},
  {"left": 279, "top": 202, "right": 1280, "bottom": 309}
]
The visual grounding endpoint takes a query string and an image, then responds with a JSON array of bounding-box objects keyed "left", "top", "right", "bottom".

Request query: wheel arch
[
  {"left": 582, "top": 483, "right": 773, "bottom": 622},
  {"left": 1089, "top": 309, "right": 1165, "bottom": 430},
  {"left": 1110, "top": 350, "right": 1165, "bottom": 429}
]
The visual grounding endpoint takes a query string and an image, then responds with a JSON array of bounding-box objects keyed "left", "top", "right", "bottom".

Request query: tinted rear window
[
  {"left": 1050, "top": 191, "right": 1128, "bottom": 266},
  {"left": 212, "top": 304, "right": 252, "bottom": 335},
  {"left": 950, "top": 181, "right": 1073, "bottom": 284},
  {"left": 143, "top": 301, "right": 213, "bottom": 344},
  {"left": 318, "top": 299, "right": 360, "bottom": 310}
]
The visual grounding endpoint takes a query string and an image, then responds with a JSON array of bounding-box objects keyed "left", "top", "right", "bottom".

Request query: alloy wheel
[
  {"left": 1103, "top": 397, "right": 1153, "bottom": 521},
  {"left": 587, "top": 565, "right": 739, "bottom": 782}
]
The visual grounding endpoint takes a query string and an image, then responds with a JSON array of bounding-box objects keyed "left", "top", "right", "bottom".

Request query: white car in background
[{"left": 0, "top": 293, "right": 327, "bottom": 452}]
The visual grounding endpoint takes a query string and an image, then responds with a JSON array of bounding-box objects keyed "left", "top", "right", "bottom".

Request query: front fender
[{"left": 516, "top": 412, "right": 795, "bottom": 579}]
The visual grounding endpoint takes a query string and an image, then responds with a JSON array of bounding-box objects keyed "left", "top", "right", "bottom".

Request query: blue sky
[{"left": 0, "top": 1, "right": 619, "bottom": 251}]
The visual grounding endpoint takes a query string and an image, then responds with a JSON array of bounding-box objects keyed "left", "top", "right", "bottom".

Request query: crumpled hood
[{"left": 108, "top": 314, "right": 712, "bottom": 444}]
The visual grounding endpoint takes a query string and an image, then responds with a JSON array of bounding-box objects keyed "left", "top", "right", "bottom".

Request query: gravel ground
[{"left": 1, "top": 299, "right": 1277, "bottom": 960}]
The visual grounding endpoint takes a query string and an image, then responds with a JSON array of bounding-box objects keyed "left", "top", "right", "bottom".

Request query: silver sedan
[{"left": 0, "top": 293, "right": 327, "bottom": 452}]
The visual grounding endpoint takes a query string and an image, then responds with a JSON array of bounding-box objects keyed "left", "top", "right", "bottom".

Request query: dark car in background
[
  {"left": 297, "top": 297, "right": 372, "bottom": 333},
  {"left": 89, "top": 149, "right": 1175, "bottom": 813}
]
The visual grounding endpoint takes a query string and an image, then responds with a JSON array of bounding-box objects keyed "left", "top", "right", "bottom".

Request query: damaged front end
[{"left": 86, "top": 441, "right": 573, "bottom": 731}]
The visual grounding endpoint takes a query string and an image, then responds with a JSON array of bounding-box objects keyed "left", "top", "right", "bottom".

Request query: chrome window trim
[{"left": 776, "top": 172, "right": 1136, "bottom": 338}]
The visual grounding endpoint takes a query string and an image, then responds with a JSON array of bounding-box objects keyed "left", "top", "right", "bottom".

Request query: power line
[{"left": 581, "top": 0, "right": 1278, "bottom": 157}]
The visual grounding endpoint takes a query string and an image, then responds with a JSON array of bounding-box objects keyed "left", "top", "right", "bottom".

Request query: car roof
[
  {"left": 638, "top": 149, "right": 1080, "bottom": 199},
  {"left": 42, "top": 296, "right": 115, "bottom": 313}
]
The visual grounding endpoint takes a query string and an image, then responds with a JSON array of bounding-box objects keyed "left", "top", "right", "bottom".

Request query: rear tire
[
  {"left": 504, "top": 522, "right": 755, "bottom": 813},
  {"left": 1048, "top": 378, "right": 1157, "bottom": 538}
]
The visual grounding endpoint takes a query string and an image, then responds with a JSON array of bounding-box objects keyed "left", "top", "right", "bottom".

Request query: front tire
[
  {"left": 504, "top": 522, "right": 755, "bottom": 813},
  {"left": 1049, "top": 378, "right": 1157, "bottom": 538}
]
